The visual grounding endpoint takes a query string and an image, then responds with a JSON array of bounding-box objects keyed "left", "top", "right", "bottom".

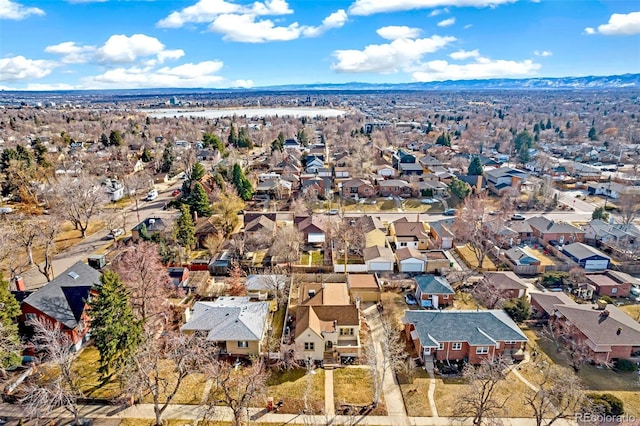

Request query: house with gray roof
[
  {"left": 21, "top": 261, "right": 101, "bottom": 350},
  {"left": 181, "top": 297, "right": 270, "bottom": 357},
  {"left": 403, "top": 310, "right": 527, "bottom": 364},
  {"left": 526, "top": 216, "right": 585, "bottom": 244},
  {"left": 413, "top": 275, "right": 454, "bottom": 309},
  {"left": 561, "top": 242, "right": 610, "bottom": 271}
]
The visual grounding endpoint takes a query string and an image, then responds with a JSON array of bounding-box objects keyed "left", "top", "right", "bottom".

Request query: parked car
[
  {"left": 511, "top": 213, "right": 526, "bottom": 221},
  {"left": 405, "top": 293, "right": 418, "bottom": 305},
  {"left": 421, "top": 198, "right": 436, "bottom": 204},
  {"left": 107, "top": 228, "right": 124, "bottom": 239},
  {"left": 146, "top": 189, "right": 158, "bottom": 201},
  {"left": 443, "top": 208, "right": 457, "bottom": 216},
  {"left": 171, "top": 189, "right": 181, "bottom": 197},
  {"left": 326, "top": 209, "right": 339, "bottom": 215}
]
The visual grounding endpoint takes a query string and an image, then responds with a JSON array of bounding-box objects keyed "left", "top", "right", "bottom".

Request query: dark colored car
[{"left": 405, "top": 293, "right": 418, "bottom": 305}]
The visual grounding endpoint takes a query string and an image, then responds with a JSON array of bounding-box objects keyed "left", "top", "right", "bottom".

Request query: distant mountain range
[{"left": 260, "top": 74, "right": 640, "bottom": 91}]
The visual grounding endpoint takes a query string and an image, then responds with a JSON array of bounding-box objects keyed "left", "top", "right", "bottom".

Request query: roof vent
[
  {"left": 308, "top": 289, "right": 316, "bottom": 298},
  {"left": 600, "top": 310, "right": 610, "bottom": 317},
  {"left": 148, "top": 219, "right": 155, "bottom": 225},
  {"left": 68, "top": 271, "right": 79, "bottom": 280},
  {"left": 616, "top": 327, "right": 622, "bottom": 335}
]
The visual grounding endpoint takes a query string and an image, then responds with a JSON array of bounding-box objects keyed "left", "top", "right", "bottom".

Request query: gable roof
[
  {"left": 554, "top": 303, "right": 640, "bottom": 346},
  {"left": 181, "top": 297, "right": 269, "bottom": 342},
  {"left": 483, "top": 271, "right": 528, "bottom": 291},
  {"left": 297, "top": 215, "right": 329, "bottom": 233},
  {"left": 392, "top": 221, "right": 428, "bottom": 239},
  {"left": 22, "top": 261, "right": 101, "bottom": 330},
  {"left": 530, "top": 292, "right": 576, "bottom": 316},
  {"left": 396, "top": 247, "right": 427, "bottom": 262},
  {"left": 363, "top": 245, "right": 395, "bottom": 262},
  {"left": 526, "top": 216, "right": 585, "bottom": 236},
  {"left": 245, "top": 215, "right": 276, "bottom": 233},
  {"left": 295, "top": 305, "right": 359, "bottom": 338},
  {"left": 405, "top": 310, "right": 527, "bottom": 347},
  {"left": 505, "top": 247, "right": 539, "bottom": 265},
  {"left": 414, "top": 275, "right": 454, "bottom": 295},
  {"left": 562, "top": 242, "right": 610, "bottom": 260}
]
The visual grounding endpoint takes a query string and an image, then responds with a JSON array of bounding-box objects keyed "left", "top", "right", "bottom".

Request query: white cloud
[
  {"left": 437, "top": 17, "right": 455, "bottom": 26},
  {"left": 533, "top": 50, "right": 552, "bottom": 57},
  {"left": 332, "top": 34, "right": 456, "bottom": 73},
  {"left": 209, "top": 14, "right": 303, "bottom": 42},
  {"left": 97, "top": 34, "right": 165, "bottom": 63},
  {"left": 232, "top": 79, "right": 254, "bottom": 88},
  {"left": 302, "top": 9, "right": 348, "bottom": 37},
  {"left": 45, "top": 42, "right": 96, "bottom": 64},
  {"left": 449, "top": 49, "right": 479, "bottom": 59},
  {"left": 349, "top": 0, "right": 516, "bottom": 16},
  {"left": 157, "top": 0, "right": 291, "bottom": 28},
  {"left": 429, "top": 8, "right": 448, "bottom": 16},
  {"left": 0, "top": 0, "right": 44, "bottom": 20},
  {"left": 376, "top": 25, "right": 421, "bottom": 40},
  {"left": 584, "top": 11, "right": 640, "bottom": 36},
  {"left": 0, "top": 56, "right": 56, "bottom": 81},
  {"left": 464, "top": 23, "right": 472, "bottom": 29},
  {"left": 88, "top": 61, "right": 225, "bottom": 88},
  {"left": 157, "top": 49, "right": 185, "bottom": 63},
  {"left": 412, "top": 55, "right": 540, "bottom": 81}
]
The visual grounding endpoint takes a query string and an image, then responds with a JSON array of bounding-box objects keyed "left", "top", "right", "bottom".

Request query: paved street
[{"left": 19, "top": 179, "right": 182, "bottom": 290}]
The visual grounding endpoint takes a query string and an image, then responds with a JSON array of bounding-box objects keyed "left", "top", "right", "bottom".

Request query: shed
[{"left": 561, "top": 243, "right": 611, "bottom": 271}]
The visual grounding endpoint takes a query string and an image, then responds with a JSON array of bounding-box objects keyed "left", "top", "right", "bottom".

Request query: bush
[
  {"left": 587, "top": 393, "right": 624, "bottom": 416},
  {"left": 599, "top": 295, "right": 614, "bottom": 304},
  {"left": 503, "top": 297, "right": 532, "bottom": 322},
  {"left": 615, "top": 359, "right": 637, "bottom": 372},
  {"left": 539, "top": 272, "right": 568, "bottom": 288}
]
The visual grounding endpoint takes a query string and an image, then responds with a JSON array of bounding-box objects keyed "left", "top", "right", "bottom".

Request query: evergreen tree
[
  {"left": 141, "top": 147, "right": 153, "bottom": 162},
  {"left": 228, "top": 126, "right": 238, "bottom": 146},
  {"left": 190, "top": 162, "right": 206, "bottom": 182},
  {"left": 16, "top": 145, "right": 33, "bottom": 168},
  {"left": 449, "top": 176, "right": 471, "bottom": 199},
  {"left": 88, "top": 270, "right": 142, "bottom": 382},
  {"left": 436, "top": 132, "right": 451, "bottom": 147},
  {"left": 100, "top": 133, "right": 109, "bottom": 147},
  {"left": 514, "top": 130, "right": 534, "bottom": 152},
  {"left": 545, "top": 118, "right": 552, "bottom": 129},
  {"left": 468, "top": 157, "right": 484, "bottom": 176},
  {"left": 588, "top": 126, "right": 598, "bottom": 141},
  {"left": 161, "top": 144, "right": 175, "bottom": 173},
  {"left": 175, "top": 204, "right": 196, "bottom": 249},
  {"left": 0, "top": 274, "right": 21, "bottom": 371},
  {"left": 32, "top": 139, "right": 50, "bottom": 168},
  {"left": 109, "top": 130, "right": 124, "bottom": 146},
  {"left": 271, "top": 132, "right": 285, "bottom": 152},
  {"left": 231, "top": 163, "right": 254, "bottom": 201},
  {"left": 592, "top": 206, "right": 610, "bottom": 222},
  {"left": 188, "top": 182, "right": 212, "bottom": 217},
  {"left": 202, "top": 132, "right": 224, "bottom": 152}
]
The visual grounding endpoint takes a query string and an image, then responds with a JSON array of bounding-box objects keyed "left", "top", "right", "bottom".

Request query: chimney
[
  {"left": 13, "top": 276, "right": 25, "bottom": 292},
  {"left": 600, "top": 310, "right": 610, "bottom": 318},
  {"left": 193, "top": 210, "right": 198, "bottom": 223}
]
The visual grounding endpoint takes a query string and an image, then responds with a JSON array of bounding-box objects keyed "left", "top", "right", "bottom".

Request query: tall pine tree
[
  {"left": 188, "top": 182, "right": 212, "bottom": 217},
  {"left": 175, "top": 204, "right": 196, "bottom": 249},
  {"left": 231, "top": 163, "right": 254, "bottom": 201},
  {"left": 468, "top": 157, "right": 484, "bottom": 176},
  {"left": 0, "top": 274, "right": 21, "bottom": 371},
  {"left": 89, "top": 270, "right": 142, "bottom": 382}
]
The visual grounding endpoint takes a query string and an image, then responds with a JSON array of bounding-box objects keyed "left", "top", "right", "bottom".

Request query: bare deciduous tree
[
  {"left": 270, "top": 224, "right": 304, "bottom": 270},
  {"left": 110, "top": 241, "right": 174, "bottom": 327},
  {"left": 454, "top": 356, "right": 512, "bottom": 425},
  {"left": 472, "top": 277, "right": 506, "bottom": 309},
  {"left": 453, "top": 194, "right": 500, "bottom": 270},
  {"left": 544, "top": 321, "right": 593, "bottom": 372},
  {"left": 523, "top": 363, "right": 585, "bottom": 426},
  {"left": 51, "top": 176, "right": 107, "bottom": 238},
  {"left": 10, "top": 215, "right": 39, "bottom": 266},
  {"left": 35, "top": 215, "right": 62, "bottom": 282},
  {"left": 617, "top": 194, "right": 640, "bottom": 225},
  {"left": 124, "top": 331, "right": 214, "bottom": 426},
  {"left": 19, "top": 318, "right": 84, "bottom": 425},
  {"left": 203, "top": 230, "right": 225, "bottom": 257}
]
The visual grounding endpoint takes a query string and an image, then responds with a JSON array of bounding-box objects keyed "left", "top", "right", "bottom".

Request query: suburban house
[
  {"left": 131, "top": 217, "right": 166, "bottom": 242},
  {"left": 21, "top": 261, "right": 101, "bottom": 350},
  {"left": 255, "top": 178, "right": 292, "bottom": 199},
  {"left": 583, "top": 271, "right": 636, "bottom": 298},
  {"left": 485, "top": 167, "right": 528, "bottom": 195},
  {"left": 296, "top": 215, "right": 329, "bottom": 246},
  {"left": 428, "top": 220, "right": 454, "bottom": 250},
  {"left": 396, "top": 247, "right": 428, "bottom": 273},
  {"left": 550, "top": 301, "right": 640, "bottom": 364},
  {"left": 506, "top": 221, "right": 534, "bottom": 244},
  {"left": 378, "top": 179, "right": 416, "bottom": 197},
  {"left": 530, "top": 292, "right": 576, "bottom": 319},
  {"left": 414, "top": 274, "right": 455, "bottom": 309},
  {"left": 389, "top": 219, "right": 430, "bottom": 250},
  {"left": 392, "top": 149, "right": 417, "bottom": 170},
  {"left": 398, "top": 162, "right": 424, "bottom": 176},
  {"left": 586, "top": 182, "right": 640, "bottom": 200},
  {"left": 295, "top": 282, "right": 361, "bottom": 364},
  {"left": 583, "top": 219, "right": 640, "bottom": 249},
  {"left": 181, "top": 297, "right": 270, "bottom": 357},
  {"left": 334, "top": 166, "right": 350, "bottom": 179},
  {"left": 353, "top": 215, "right": 387, "bottom": 248},
  {"left": 482, "top": 271, "right": 527, "bottom": 299},
  {"left": 561, "top": 242, "right": 611, "bottom": 271},
  {"left": 403, "top": 310, "right": 528, "bottom": 364},
  {"left": 505, "top": 246, "right": 541, "bottom": 266},
  {"left": 363, "top": 245, "right": 395, "bottom": 272},
  {"left": 347, "top": 274, "right": 382, "bottom": 303},
  {"left": 244, "top": 214, "right": 277, "bottom": 238},
  {"left": 245, "top": 274, "right": 288, "bottom": 301},
  {"left": 167, "top": 267, "right": 189, "bottom": 288},
  {"left": 527, "top": 216, "right": 585, "bottom": 244},
  {"left": 194, "top": 217, "right": 220, "bottom": 249},
  {"left": 341, "top": 178, "right": 376, "bottom": 199},
  {"left": 103, "top": 178, "right": 125, "bottom": 202}
]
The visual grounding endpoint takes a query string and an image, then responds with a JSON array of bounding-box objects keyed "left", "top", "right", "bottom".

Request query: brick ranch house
[{"left": 403, "top": 310, "right": 528, "bottom": 364}]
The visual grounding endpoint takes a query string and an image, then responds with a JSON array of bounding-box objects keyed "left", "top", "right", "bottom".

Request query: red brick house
[
  {"left": 20, "top": 261, "right": 101, "bottom": 351},
  {"left": 403, "top": 310, "right": 528, "bottom": 364},
  {"left": 583, "top": 271, "right": 634, "bottom": 298},
  {"left": 341, "top": 178, "right": 376, "bottom": 199},
  {"left": 413, "top": 275, "right": 455, "bottom": 309},
  {"left": 526, "top": 216, "right": 585, "bottom": 244}
]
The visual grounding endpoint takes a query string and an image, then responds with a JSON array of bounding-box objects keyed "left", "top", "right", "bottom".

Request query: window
[
  {"left": 237, "top": 341, "right": 249, "bottom": 348},
  {"left": 476, "top": 346, "right": 489, "bottom": 354},
  {"left": 452, "top": 342, "right": 462, "bottom": 351},
  {"left": 25, "top": 313, "right": 36, "bottom": 322},
  {"left": 400, "top": 242, "right": 407, "bottom": 247},
  {"left": 443, "top": 295, "right": 449, "bottom": 299},
  {"left": 438, "top": 343, "right": 444, "bottom": 350},
  {"left": 611, "top": 287, "right": 618, "bottom": 294},
  {"left": 340, "top": 328, "right": 354, "bottom": 336},
  {"left": 304, "top": 342, "right": 315, "bottom": 351}
]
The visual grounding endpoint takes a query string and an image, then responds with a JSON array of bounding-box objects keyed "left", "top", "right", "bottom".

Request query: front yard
[
  {"left": 266, "top": 367, "right": 325, "bottom": 414},
  {"left": 399, "top": 369, "right": 432, "bottom": 417},
  {"left": 333, "top": 367, "right": 387, "bottom": 415}
]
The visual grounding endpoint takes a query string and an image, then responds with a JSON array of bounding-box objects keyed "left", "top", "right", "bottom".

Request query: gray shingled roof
[
  {"left": 405, "top": 310, "right": 527, "bottom": 347},
  {"left": 562, "top": 242, "right": 610, "bottom": 260},
  {"left": 414, "top": 275, "right": 454, "bottom": 295},
  {"left": 181, "top": 297, "right": 269, "bottom": 342},
  {"left": 22, "top": 261, "right": 101, "bottom": 329}
]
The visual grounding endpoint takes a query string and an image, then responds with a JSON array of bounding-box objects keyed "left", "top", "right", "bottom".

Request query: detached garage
[
  {"left": 347, "top": 274, "right": 382, "bottom": 303},
  {"left": 363, "top": 245, "right": 395, "bottom": 272},
  {"left": 396, "top": 247, "right": 427, "bottom": 273},
  {"left": 562, "top": 242, "right": 611, "bottom": 271}
]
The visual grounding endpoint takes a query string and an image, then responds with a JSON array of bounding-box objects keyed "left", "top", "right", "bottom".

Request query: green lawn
[
  {"left": 310, "top": 250, "right": 323, "bottom": 266},
  {"left": 266, "top": 368, "right": 325, "bottom": 414}
]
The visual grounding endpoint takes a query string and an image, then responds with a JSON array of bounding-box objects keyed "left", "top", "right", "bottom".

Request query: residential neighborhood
[{"left": 0, "top": 87, "right": 639, "bottom": 425}]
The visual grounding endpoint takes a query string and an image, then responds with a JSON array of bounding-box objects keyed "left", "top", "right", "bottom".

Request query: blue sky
[{"left": 0, "top": 0, "right": 639, "bottom": 90}]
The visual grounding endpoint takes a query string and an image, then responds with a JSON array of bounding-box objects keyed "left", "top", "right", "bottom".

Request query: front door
[
  {"left": 326, "top": 341, "right": 333, "bottom": 350},
  {"left": 424, "top": 347, "right": 431, "bottom": 356}
]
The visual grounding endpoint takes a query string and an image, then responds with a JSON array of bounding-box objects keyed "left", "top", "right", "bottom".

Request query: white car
[
  {"left": 146, "top": 189, "right": 158, "bottom": 200},
  {"left": 107, "top": 228, "right": 124, "bottom": 239},
  {"left": 421, "top": 198, "right": 436, "bottom": 204}
]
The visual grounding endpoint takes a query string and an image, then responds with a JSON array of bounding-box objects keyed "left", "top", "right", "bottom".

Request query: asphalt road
[{"left": 20, "top": 179, "right": 182, "bottom": 290}]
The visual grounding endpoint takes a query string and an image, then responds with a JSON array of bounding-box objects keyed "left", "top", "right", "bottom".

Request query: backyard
[
  {"left": 521, "top": 245, "right": 562, "bottom": 267},
  {"left": 455, "top": 244, "right": 497, "bottom": 271}
]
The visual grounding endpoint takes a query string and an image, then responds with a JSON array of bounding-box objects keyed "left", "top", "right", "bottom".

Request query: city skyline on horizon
[{"left": 1, "top": 0, "right": 639, "bottom": 91}]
